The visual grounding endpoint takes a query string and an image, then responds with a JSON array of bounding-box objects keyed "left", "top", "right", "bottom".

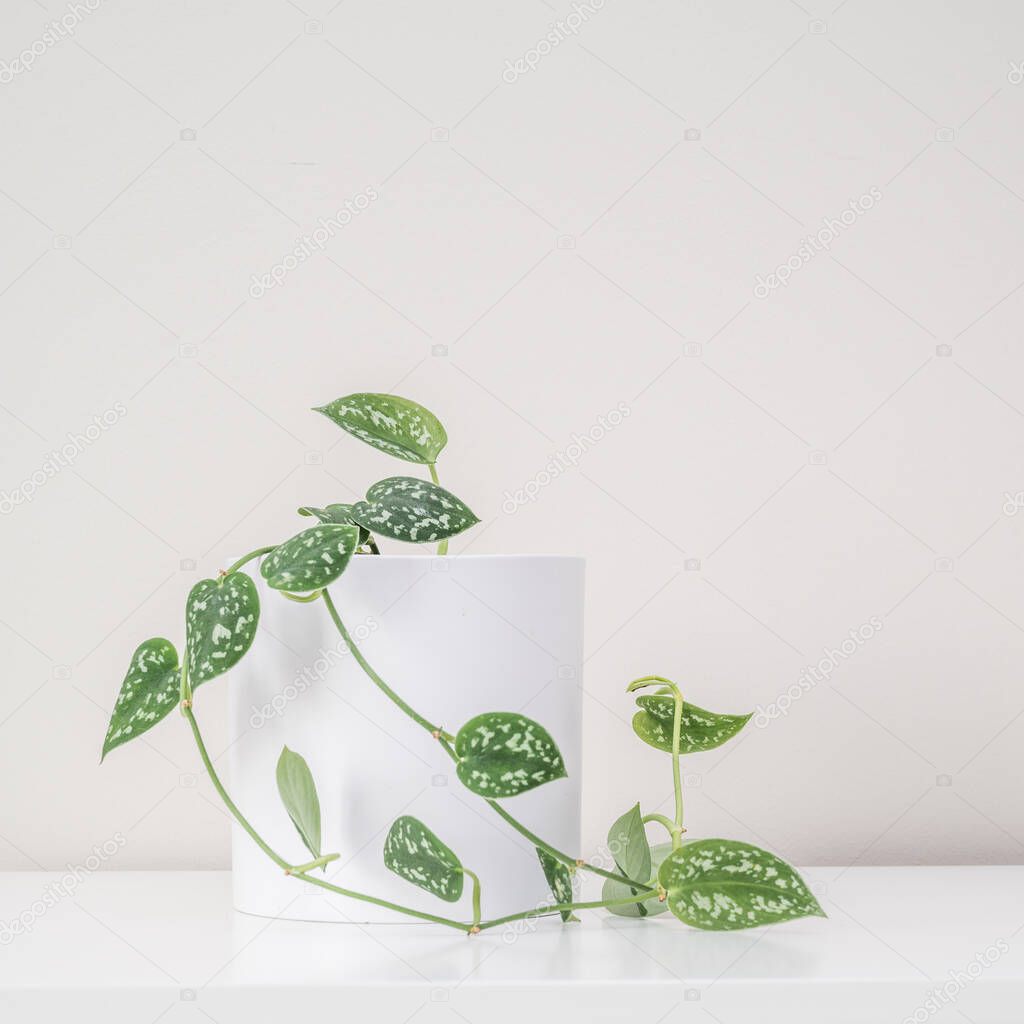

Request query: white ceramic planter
[{"left": 228, "top": 554, "right": 584, "bottom": 923}]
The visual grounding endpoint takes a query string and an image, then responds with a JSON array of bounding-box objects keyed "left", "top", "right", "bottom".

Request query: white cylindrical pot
[{"left": 228, "top": 554, "right": 584, "bottom": 923}]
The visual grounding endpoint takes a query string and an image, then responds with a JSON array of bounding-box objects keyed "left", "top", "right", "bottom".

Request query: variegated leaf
[
  {"left": 607, "top": 802, "right": 651, "bottom": 883},
  {"left": 185, "top": 573, "right": 259, "bottom": 689},
  {"left": 276, "top": 746, "right": 321, "bottom": 860},
  {"left": 102, "top": 638, "right": 180, "bottom": 760},
  {"left": 536, "top": 848, "right": 578, "bottom": 921},
  {"left": 297, "top": 503, "right": 371, "bottom": 546},
  {"left": 454, "top": 712, "right": 567, "bottom": 798},
  {"left": 632, "top": 697, "right": 751, "bottom": 754},
  {"left": 260, "top": 524, "right": 359, "bottom": 592},
  {"left": 314, "top": 393, "right": 447, "bottom": 464},
  {"left": 383, "top": 815, "right": 464, "bottom": 902},
  {"left": 349, "top": 476, "right": 478, "bottom": 544},
  {"left": 658, "top": 839, "right": 825, "bottom": 930},
  {"left": 602, "top": 842, "right": 672, "bottom": 918}
]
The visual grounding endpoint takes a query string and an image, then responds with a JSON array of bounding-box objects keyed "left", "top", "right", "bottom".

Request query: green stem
[
  {"left": 642, "top": 813, "right": 676, "bottom": 839},
  {"left": 321, "top": 595, "right": 653, "bottom": 894},
  {"left": 671, "top": 689, "right": 684, "bottom": 849},
  {"left": 428, "top": 464, "right": 449, "bottom": 557},
  {"left": 477, "top": 893, "right": 657, "bottom": 931},
  {"left": 463, "top": 869, "right": 482, "bottom": 927},
  {"left": 281, "top": 589, "right": 323, "bottom": 603},
  {"left": 322, "top": 590, "right": 444, "bottom": 736},
  {"left": 289, "top": 853, "right": 339, "bottom": 873},
  {"left": 224, "top": 546, "right": 276, "bottom": 576},
  {"left": 183, "top": 703, "right": 469, "bottom": 931}
]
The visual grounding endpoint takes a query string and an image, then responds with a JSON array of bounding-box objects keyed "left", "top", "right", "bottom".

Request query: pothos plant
[{"left": 101, "top": 392, "right": 825, "bottom": 934}]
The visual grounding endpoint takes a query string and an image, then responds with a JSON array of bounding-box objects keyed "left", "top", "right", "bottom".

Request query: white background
[{"left": 2, "top": 0, "right": 1023, "bottom": 874}]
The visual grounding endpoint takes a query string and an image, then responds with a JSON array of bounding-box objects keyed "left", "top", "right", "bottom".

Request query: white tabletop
[{"left": 0, "top": 868, "right": 1020, "bottom": 1023}]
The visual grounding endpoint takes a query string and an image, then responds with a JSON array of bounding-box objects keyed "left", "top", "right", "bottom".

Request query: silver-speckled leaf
[
  {"left": 632, "top": 697, "right": 751, "bottom": 754},
  {"left": 607, "top": 802, "right": 651, "bottom": 884},
  {"left": 260, "top": 524, "right": 359, "bottom": 592},
  {"left": 658, "top": 839, "right": 825, "bottom": 930},
  {"left": 297, "top": 503, "right": 371, "bottom": 546},
  {"left": 536, "top": 848, "right": 578, "bottom": 921},
  {"left": 185, "top": 573, "right": 259, "bottom": 689},
  {"left": 454, "top": 712, "right": 567, "bottom": 798},
  {"left": 383, "top": 815, "right": 464, "bottom": 902},
  {"left": 349, "top": 476, "right": 478, "bottom": 544},
  {"left": 102, "top": 638, "right": 180, "bottom": 760},
  {"left": 602, "top": 842, "right": 672, "bottom": 918},
  {"left": 276, "top": 746, "right": 321, "bottom": 860},
  {"left": 314, "top": 393, "right": 447, "bottom": 464}
]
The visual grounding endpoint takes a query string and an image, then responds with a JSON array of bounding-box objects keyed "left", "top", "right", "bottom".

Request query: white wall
[{"left": 2, "top": 0, "right": 1024, "bottom": 873}]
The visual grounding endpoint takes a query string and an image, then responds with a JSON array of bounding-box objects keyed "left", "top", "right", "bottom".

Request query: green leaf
[
  {"left": 602, "top": 842, "right": 672, "bottom": 918},
  {"left": 454, "top": 712, "right": 567, "bottom": 798},
  {"left": 349, "top": 476, "right": 478, "bottom": 544},
  {"left": 298, "top": 503, "right": 371, "bottom": 547},
  {"left": 102, "top": 639, "right": 180, "bottom": 760},
  {"left": 536, "top": 848, "right": 578, "bottom": 922},
  {"left": 658, "top": 839, "right": 825, "bottom": 930},
  {"left": 276, "top": 746, "right": 321, "bottom": 860},
  {"left": 383, "top": 816, "right": 464, "bottom": 902},
  {"left": 607, "top": 803, "right": 651, "bottom": 883},
  {"left": 260, "top": 524, "right": 359, "bottom": 592},
  {"left": 632, "top": 697, "right": 752, "bottom": 754},
  {"left": 314, "top": 393, "right": 448, "bottom": 464},
  {"left": 185, "top": 572, "right": 260, "bottom": 689}
]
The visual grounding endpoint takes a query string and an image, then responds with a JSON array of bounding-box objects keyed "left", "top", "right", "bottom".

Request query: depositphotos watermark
[
  {"left": 1, "top": 1, "right": 104, "bottom": 84},
  {"left": 753, "top": 616, "right": 883, "bottom": 727},
  {"left": 0, "top": 833, "right": 126, "bottom": 945},
  {"left": 502, "top": 0, "right": 606, "bottom": 83},
  {"left": 248, "top": 187, "right": 379, "bottom": 298},
  {"left": 1, "top": 402, "right": 127, "bottom": 515},
  {"left": 248, "top": 618, "right": 379, "bottom": 728},
  {"left": 502, "top": 402, "right": 630, "bottom": 514},
  {"left": 754, "top": 187, "right": 882, "bottom": 298},
  {"left": 901, "top": 940, "right": 1009, "bottom": 1023}
]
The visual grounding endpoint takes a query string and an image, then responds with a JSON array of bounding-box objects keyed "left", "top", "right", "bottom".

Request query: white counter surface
[{"left": 0, "top": 867, "right": 1020, "bottom": 1022}]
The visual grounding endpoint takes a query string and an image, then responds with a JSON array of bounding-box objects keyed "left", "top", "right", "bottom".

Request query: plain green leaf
[
  {"left": 632, "top": 697, "right": 751, "bottom": 754},
  {"left": 658, "top": 839, "right": 825, "bottom": 930},
  {"left": 349, "top": 476, "right": 478, "bottom": 544},
  {"left": 536, "top": 848, "right": 578, "bottom": 921},
  {"left": 260, "top": 524, "right": 359, "bottom": 592},
  {"left": 607, "top": 803, "right": 652, "bottom": 884},
  {"left": 454, "top": 712, "right": 567, "bottom": 798},
  {"left": 185, "top": 572, "right": 259, "bottom": 689},
  {"left": 383, "top": 816, "right": 464, "bottom": 902},
  {"left": 297, "top": 504, "right": 371, "bottom": 547},
  {"left": 102, "top": 638, "right": 180, "bottom": 760},
  {"left": 314, "top": 393, "right": 447, "bottom": 464},
  {"left": 602, "top": 842, "right": 672, "bottom": 918},
  {"left": 276, "top": 746, "right": 321, "bottom": 860}
]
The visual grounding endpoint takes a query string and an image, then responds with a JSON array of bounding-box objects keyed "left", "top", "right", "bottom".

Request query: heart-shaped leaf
[
  {"left": 314, "top": 393, "right": 448, "bottom": 464},
  {"left": 276, "top": 746, "right": 321, "bottom": 860},
  {"left": 384, "top": 815, "right": 464, "bottom": 902},
  {"left": 102, "top": 639, "right": 180, "bottom": 760},
  {"left": 185, "top": 572, "right": 260, "bottom": 689},
  {"left": 454, "top": 712, "right": 567, "bottom": 798},
  {"left": 350, "top": 476, "right": 478, "bottom": 544},
  {"left": 658, "top": 839, "right": 824, "bottom": 930},
  {"left": 297, "top": 504, "right": 371, "bottom": 547},
  {"left": 632, "top": 697, "right": 751, "bottom": 754},
  {"left": 607, "top": 803, "right": 652, "bottom": 884},
  {"left": 536, "top": 848, "right": 578, "bottom": 921},
  {"left": 260, "top": 524, "right": 359, "bottom": 592},
  {"left": 602, "top": 842, "right": 672, "bottom": 918}
]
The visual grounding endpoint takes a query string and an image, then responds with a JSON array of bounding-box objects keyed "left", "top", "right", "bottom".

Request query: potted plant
[{"left": 101, "top": 393, "right": 824, "bottom": 934}]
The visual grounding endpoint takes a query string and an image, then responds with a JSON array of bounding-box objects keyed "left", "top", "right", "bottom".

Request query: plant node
[
  {"left": 431, "top": 729, "right": 441, "bottom": 740},
  {"left": 468, "top": 925, "right": 481, "bottom": 935}
]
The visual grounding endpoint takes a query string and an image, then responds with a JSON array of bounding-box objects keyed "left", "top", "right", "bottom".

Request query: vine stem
[
  {"left": 224, "top": 546, "right": 277, "bottom": 576},
  {"left": 321, "top": 590, "right": 654, "bottom": 894},
  {"left": 181, "top": 701, "right": 470, "bottom": 931},
  {"left": 476, "top": 893, "right": 653, "bottom": 932},
  {"left": 427, "top": 464, "right": 449, "bottom": 557}
]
